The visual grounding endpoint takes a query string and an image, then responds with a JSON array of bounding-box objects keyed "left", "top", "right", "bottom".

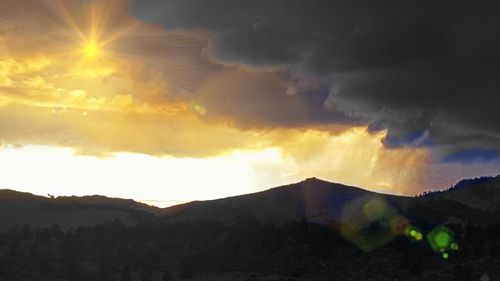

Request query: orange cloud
[{"left": 0, "top": 0, "right": 437, "bottom": 195}]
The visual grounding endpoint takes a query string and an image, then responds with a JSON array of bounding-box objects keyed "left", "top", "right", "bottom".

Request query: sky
[{"left": 0, "top": 0, "right": 499, "bottom": 206}]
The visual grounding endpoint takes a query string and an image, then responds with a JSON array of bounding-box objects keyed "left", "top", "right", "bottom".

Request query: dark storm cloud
[
  {"left": 134, "top": 0, "right": 500, "bottom": 161},
  {"left": 443, "top": 149, "right": 499, "bottom": 164},
  {"left": 133, "top": 0, "right": 359, "bottom": 128}
]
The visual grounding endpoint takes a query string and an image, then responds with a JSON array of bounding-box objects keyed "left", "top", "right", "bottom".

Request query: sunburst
[
  {"left": 47, "top": 0, "right": 140, "bottom": 61},
  {"left": 83, "top": 41, "right": 100, "bottom": 58}
]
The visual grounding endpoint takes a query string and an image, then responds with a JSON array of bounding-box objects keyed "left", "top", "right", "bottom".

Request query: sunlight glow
[
  {"left": 0, "top": 146, "right": 288, "bottom": 207},
  {"left": 84, "top": 41, "right": 99, "bottom": 58}
]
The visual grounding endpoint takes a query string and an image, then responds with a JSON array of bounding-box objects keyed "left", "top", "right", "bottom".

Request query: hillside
[
  {"left": 1, "top": 175, "right": 499, "bottom": 230},
  {"left": 0, "top": 177, "right": 499, "bottom": 280},
  {"left": 0, "top": 190, "right": 159, "bottom": 230},
  {"left": 428, "top": 176, "right": 500, "bottom": 211},
  {"left": 163, "top": 177, "right": 411, "bottom": 224},
  {"left": 164, "top": 176, "right": 500, "bottom": 225},
  {"left": 406, "top": 175, "right": 500, "bottom": 225},
  {"left": 1, "top": 176, "right": 500, "bottom": 281}
]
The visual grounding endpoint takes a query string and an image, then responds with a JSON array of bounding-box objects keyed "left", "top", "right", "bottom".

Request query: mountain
[
  {"left": 429, "top": 176, "right": 500, "bottom": 211},
  {"left": 1, "top": 175, "right": 499, "bottom": 230},
  {"left": 406, "top": 175, "right": 500, "bottom": 225},
  {"left": 164, "top": 176, "right": 500, "bottom": 226},
  {"left": 1, "top": 177, "right": 499, "bottom": 280},
  {"left": 0, "top": 189, "right": 159, "bottom": 230},
  {"left": 163, "top": 177, "right": 411, "bottom": 224}
]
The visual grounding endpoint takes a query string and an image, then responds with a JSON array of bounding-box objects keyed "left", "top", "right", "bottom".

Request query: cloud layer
[
  {"left": 0, "top": 0, "right": 498, "bottom": 196},
  {"left": 134, "top": 0, "right": 500, "bottom": 161}
]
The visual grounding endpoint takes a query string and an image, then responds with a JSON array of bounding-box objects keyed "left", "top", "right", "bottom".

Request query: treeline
[
  {"left": 0, "top": 218, "right": 499, "bottom": 280},
  {"left": 413, "top": 175, "right": 500, "bottom": 197}
]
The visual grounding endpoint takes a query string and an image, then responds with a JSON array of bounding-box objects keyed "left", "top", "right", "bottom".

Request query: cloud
[
  {"left": 1, "top": 0, "right": 498, "bottom": 181},
  {"left": 442, "top": 149, "right": 499, "bottom": 164},
  {"left": 0, "top": 0, "right": 356, "bottom": 142},
  {"left": 134, "top": 0, "right": 500, "bottom": 162},
  {"left": 0, "top": 103, "right": 273, "bottom": 157},
  {"left": 195, "top": 69, "right": 356, "bottom": 128},
  {"left": 0, "top": 0, "right": 497, "bottom": 197},
  {"left": 0, "top": 0, "right": 268, "bottom": 156},
  {"left": 274, "top": 127, "right": 432, "bottom": 195}
]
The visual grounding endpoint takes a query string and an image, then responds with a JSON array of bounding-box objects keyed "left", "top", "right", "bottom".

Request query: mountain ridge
[
  {"left": 0, "top": 175, "right": 498, "bottom": 229},
  {"left": 162, "top": 177, "right": 411, "bottom": 224}
]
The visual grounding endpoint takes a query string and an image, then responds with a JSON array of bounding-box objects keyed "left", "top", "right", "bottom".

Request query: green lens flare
[
  {"left": 405, "top": 225, "right": 423, "bottom": 241},
  {"left": 427, "top": 226, "right": 455, "bottom": 252},
  {"left": 435, "top": 232, "right": 450, "bottom": 248}
]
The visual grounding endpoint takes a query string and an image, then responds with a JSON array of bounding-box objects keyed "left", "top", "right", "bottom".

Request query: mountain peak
[
  {"left": 301, "top": 177, "right": 330, "bottom": 184},
  {"left": 303, "top": 177, "right": 320, "bottom": 182}
]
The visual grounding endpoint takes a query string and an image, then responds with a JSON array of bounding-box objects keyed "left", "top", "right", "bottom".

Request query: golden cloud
[{"left": 0, "top": 0, "right": 436, "bottom": 195}]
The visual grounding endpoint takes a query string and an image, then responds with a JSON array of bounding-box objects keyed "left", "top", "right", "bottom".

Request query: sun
[{"left": 84, "top": 41, "right": 99, "bottom": 58}]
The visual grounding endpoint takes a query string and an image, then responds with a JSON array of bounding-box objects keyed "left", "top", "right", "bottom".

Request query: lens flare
[
  {"left": 340, "top": 196, "right": 397, "bottom": 252},
  {"left": 389, "top": 215, "right": 410, "bottom": 235},
  {"left": 426, "top": 226, "right": 455, "bottom": 253},
  {"left": 405, "top": 225, "right": 424, "bottom": 242}
]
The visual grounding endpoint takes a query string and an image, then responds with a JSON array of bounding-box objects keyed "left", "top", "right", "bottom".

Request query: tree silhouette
[
  {"left": 140, "top": 249, "right": 156, "bottom": 281},
  {"left": 162, "top": 267, "right": 174, "bottom": 281},
  {"left": 140, "top": 264, "right": 153, "bottom": 281},
  {"left": 62, "top": 232, "right": 83, "bottom": 280},
  {"left": 121, "top": 263, "right": 132, "bottom": 281},
  {"left": 8, "top": 236, "right": 20, "bottom": 257}
]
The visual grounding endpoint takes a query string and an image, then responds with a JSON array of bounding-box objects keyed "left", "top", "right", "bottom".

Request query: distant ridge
[
  {"left": 0, "top": 190, "right": 158, "bottom": 230},
  {"left": 448, "top": 174, "right": 500, "bottom": 191},
  {"left": 420, "top": 175, "right": 500, "bottom": 214},
  {"left": 1, "top": 175, "right": 499, "bottom": 229}
]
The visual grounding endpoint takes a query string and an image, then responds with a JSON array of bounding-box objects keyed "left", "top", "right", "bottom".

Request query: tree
[
  {"left": 8, "top": 236, "right": 20, "bottom": 257},
  {"left": 139, "top": 250, "right": 155, "bottom": 281},
  {"left": 63, "top": 233, "right": 83, "bottom": 280},
  {"left": 178, "top": 256, "right": 195, "bottom": 280},
  {"left": 490, "top": 241, "right": 500, "bottom": 259},
  {"left": 162, "top": 267, "right": 174, "bottom": 281},
  {"left": 30, "top": 237, "right": 51, "bottom": 275},
  {"left": 98, "top": 260, "right": 113, "bottom": 281},
  {"left": 121, "top": 264, "right": 132, "bottom": 281},
  {"left": 139, "top": 264, "right": 153, "bottom": 281},
  {"left": 21, "top": 225, "right": 33, "bottom": 240}
]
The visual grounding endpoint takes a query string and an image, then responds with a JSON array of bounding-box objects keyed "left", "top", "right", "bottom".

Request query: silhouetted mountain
[
  {"left": 1, "top": 177, "right": 499, "bottom": 280},
  {"left": 164, "top": 177, "right": 410, "bottom": 224},
  {"left": 1, "top": 175, "right": 499, "bottom": 230},
  {"left": 430, "top": 175, "right": 500, "bottom": 211},
  {"left": 164, "top": 176, "right": 500, "bottom": 226},
  {"left": 0, "top": 190, "right": 158, "bottom": 230},
  {"left": 405, "top": 175, "right": 500, "bottom": 225}
]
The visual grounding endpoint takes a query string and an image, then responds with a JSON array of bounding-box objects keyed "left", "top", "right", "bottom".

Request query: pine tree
[
  {"left": 162, "top": 267, "right": 174, "bottom": 281},
  {"left": 121, "top": 264, "right": 132, "bottom": 281}
]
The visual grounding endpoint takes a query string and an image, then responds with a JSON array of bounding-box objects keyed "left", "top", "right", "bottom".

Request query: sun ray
[
  {"left": 98, "top": 21, "right": 142, "bottom": 47},
  {"left": 48, "top": 0, "right": 86, "bottom": 42}
]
